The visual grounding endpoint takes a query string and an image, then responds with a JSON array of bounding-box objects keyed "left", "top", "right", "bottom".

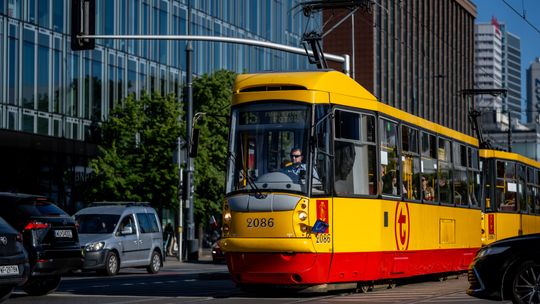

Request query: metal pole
[
  {"left": 508, "top": 111, "right": 512, "bottom": 152},
  {"left": 185, "top": 1, "right": 197, "bottom": 261},
  {"left": 351, "top": 12, "right": 355, "bottom": 80},
  {"left": 177, "top": 153, "right": 183, "bottom": 262},
  {"left": 79, "top": 35, "right": 347, "bottom": 68}
]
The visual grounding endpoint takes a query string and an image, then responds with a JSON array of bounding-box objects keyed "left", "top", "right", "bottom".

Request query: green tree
[
  {"left": 192, "top": 70, "right": 236, "bottom": 226},
  {"left": 87, "top": 93, "right": 181, "bottom": 211}
]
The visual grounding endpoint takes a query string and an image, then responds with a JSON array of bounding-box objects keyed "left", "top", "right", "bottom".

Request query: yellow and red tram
[
  {"left": 220, "top": 70, "right": 482, "bottom": 289},
  {"left": 480, "top": 149, "right": 540, "bottom": 245}
]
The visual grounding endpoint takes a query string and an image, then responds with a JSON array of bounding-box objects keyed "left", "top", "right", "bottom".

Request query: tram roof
[
  {"left": 480, "top": 149, "right": 540, "bottom": 169},
  {"left": 233, "top": 70, "right": 478, "bottom": 146}
]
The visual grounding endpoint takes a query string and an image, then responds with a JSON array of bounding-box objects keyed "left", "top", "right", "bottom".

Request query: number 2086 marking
[
  {"left": 316, "top": 234, "right": 331, "bottom": 243},
  {"left": 246, "top": 217, "right": 274, "bottom": 228}
]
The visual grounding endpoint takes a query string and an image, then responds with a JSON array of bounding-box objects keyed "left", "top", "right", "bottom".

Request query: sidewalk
[
  {"left": 161, "top": 248, "right": 230, "bottom": 280},
  {"left": 162, "top": 247, "right": 215, "bottom": 265}
]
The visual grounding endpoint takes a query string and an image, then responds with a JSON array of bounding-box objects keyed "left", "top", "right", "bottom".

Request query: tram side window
[
  {"left": 453, "top": 143, "right": 468, "bottom": 206},
  {"left": 526, "top": 167, "right": 536, "bottom": 214},
  {"left": 379, "top": 118, "right": 400, "bottom": 196},
  {"left": 496, "top": 161, "right": 517, "bottom": 212},
  {"left": 333, "top": 110, "right": 377, "bottom": 196},
  {"left": 468, "top": 147, "right": 480, "bottom": 208},
  {"left": 401, "top": 125, "right": 421, "bottom": 200},
  {"left": 437, "top": 138, "right": 452, "bottom": 205},
  {"left": 517, "top": 164, "right": 527, "bottom": 213},
  {"left": 420, "top": 132, "right": 437, "bottom": 202}
]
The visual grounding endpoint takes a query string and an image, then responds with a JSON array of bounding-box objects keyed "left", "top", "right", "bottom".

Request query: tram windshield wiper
[{"left": 228, "top": 151, "right": 266, "bottom": 199}]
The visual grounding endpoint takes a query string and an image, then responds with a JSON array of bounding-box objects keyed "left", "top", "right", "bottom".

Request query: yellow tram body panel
[
  {"left": 480, "top": 149, "right": 540, "bottom": 168},
  {"left": 332, "top": 198, "right": 481, "bottom": 253},
  {"left": 223, "top": 196, "right": 481, "bottom": 253},
  {"left": 482, "top": 213, "right": 540, "bottom": 245}
]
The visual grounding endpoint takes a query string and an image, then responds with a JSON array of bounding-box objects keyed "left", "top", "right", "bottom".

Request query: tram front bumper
[{"left": 221, "top": 237, "right": 331, "bottom": 285}]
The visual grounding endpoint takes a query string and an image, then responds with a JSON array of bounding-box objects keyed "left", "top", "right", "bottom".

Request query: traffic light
[{"left": 71, "top": 0, "right": 96, "bottom": 51}]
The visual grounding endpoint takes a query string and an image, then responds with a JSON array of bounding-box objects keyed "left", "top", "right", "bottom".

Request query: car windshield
[
  {"left": 226, "top": 102, "right": 313, "bottom": 195},
  {"left": 76, "top": 214, "right": 120, "bottom": 234}
]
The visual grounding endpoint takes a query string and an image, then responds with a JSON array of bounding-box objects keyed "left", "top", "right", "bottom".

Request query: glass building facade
[{"left": 0, "top": 0, "right": 318, "bottom": 213}]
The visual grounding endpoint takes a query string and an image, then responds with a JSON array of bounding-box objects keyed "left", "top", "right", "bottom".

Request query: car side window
[
  {"left": 146, "top": 213, "right": 160, "bottom": 233},
  {"left": 136, "top": 213, "right": 150, "bottom": 234},
  {"left": 118, "top": 215, "right": 136, "bottom": 235},
  {"left": 136, "top": 213, "right": 160, "bottom": 234}
]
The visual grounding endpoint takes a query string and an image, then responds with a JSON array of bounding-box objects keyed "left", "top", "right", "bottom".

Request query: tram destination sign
[{"left": 240, "top": 110, "right": 306, "bottom": 125}]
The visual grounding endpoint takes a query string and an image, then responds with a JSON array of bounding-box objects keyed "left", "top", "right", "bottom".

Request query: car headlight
[
  {"left": 477, "top": 246, "right": 510, "bottom": 258},
  {"left": 84, "top": 242, "right": 105, "bottom": 252}
]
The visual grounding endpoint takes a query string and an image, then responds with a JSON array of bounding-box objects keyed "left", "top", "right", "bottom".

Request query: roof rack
[{"left": 89, "top": 201, "right": 151, "bottom": 207}]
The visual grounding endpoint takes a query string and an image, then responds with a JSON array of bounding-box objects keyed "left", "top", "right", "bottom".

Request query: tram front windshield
[{"left": 226, "top": 102, "right": 314, "bottom": 195}]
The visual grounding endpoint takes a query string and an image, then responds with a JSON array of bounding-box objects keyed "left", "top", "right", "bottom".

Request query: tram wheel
[
  {"left": 356, "top": 282, "right": 373, "bottom": 293},
  {"left": 387, "top": 281, "right": 396, "bottom": 289}
]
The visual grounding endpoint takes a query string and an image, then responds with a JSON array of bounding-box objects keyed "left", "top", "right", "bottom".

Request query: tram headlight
[
  {"left": 298, "top": 211, "right": 308, "bottom": 221},
  {"left": 223, "top": 211, "right": 232, "bottom": 222}
]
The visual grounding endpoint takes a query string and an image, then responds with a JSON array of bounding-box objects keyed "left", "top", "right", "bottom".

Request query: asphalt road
[{"left": 7, "top": 257, "right": 509, "bottom": 304}]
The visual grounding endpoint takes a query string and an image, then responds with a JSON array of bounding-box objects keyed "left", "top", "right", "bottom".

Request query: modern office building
[
  {"left": 527, "top": 57, "right": 540, "bottom": 124},
  {"left": 322, "top": 0, "right": 477, "bottom": 135},
  {"left": 474, "top": 17, "right": 523, "bottom": 147},
  {"left": 474, "top": 19, "right": 505, "bottom": 129},
  {"left": 0, "top": 0, "right": 318, "bottom": 213},
  {"left": 500, "top": 23, "right": 521, "bottom": 122}
]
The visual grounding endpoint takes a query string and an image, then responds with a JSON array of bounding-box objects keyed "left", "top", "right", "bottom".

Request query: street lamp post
[{"left": 184, "top": 1, "right": 197, "bottom": 261}]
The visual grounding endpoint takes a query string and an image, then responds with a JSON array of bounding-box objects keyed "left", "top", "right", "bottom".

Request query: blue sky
[{"left": 474, "top": 0, "right": 540, "bottom": 117}]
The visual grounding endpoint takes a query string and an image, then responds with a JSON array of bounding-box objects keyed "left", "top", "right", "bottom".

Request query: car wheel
[
  {"left": 23, "top": 275, "right": 61, "bottom": 296},
  {"left": 147, "top": 250, "right": 162, "bottom": 274},
  {"left": 0, "top": 285, "right": 14, "bottom": 302},
  {"left": 99, "top": 251, "right": 119, "bottom": 276},
  {"left": 511, "top": 260, "right": 540, "bottom": 304}
]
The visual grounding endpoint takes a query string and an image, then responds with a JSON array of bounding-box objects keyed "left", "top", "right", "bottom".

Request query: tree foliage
[
  {"left": 87, "top": 93, "right": 181, "bottom": 211},
  {"left": 86, "top": 70, "right": 236, "bottom": 228},
  {"left": 192, "top": 70, "right": 236, "bottom": 225}
]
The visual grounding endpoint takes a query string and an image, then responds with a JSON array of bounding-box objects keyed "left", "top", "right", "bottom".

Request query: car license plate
[
  {"left": 55, "top": 229, "right": 73, "bottom": 238},
  {"left": 0, "top": 265, "right": 19, "bottom": 276}
]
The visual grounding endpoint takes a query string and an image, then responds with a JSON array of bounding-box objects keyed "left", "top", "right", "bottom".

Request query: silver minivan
[{"left": 74, "top": 202, "right": 163, "bottom": 276}]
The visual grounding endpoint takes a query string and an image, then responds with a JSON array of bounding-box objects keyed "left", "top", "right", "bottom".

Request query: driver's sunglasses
[{"left": 291, "top": 154, "right": 302, "bottom": 158}]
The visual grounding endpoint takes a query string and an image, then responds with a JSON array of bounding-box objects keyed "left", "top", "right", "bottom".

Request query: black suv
[{"left": 0, "top": 193, "right": 83, "bottom": 296}]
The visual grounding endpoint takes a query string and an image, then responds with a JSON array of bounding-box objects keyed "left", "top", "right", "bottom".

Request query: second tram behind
[
  {"left": 480, "top": 149, "right": 540, "bottom": 245},
  {"left": 220, "top": 70, "right": 482, "bottom": 289}
]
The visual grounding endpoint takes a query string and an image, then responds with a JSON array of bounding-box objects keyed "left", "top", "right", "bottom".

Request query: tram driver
[{"left": 282, "top": 147, "right": 320, "bottom": 184}]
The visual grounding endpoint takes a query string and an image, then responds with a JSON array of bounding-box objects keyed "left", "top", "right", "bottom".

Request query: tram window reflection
[
  {"left": 401, "top": 125, "right": 420, "bottom": 201},
  {"left": 333, "top": 111, "right": 377, "bottom": 196},
  {"left": 527, "top": 168, "right": 536, "bottom": 214},
  {"left": 518, "top": 164, "right": 527, "bottom": 213},
  {"left": 379, "top": 118, "right": 399, "bottom": 196}
]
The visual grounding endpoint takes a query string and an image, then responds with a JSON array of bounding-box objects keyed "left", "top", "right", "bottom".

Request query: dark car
[
  {"left": 0, "top": 216, "right": 29, "bottom": 302},
  {"left": 211, "top": 241, "right": 225, "bottom": 264},
  {"left": 467, "top": 233, "right": 540, "bottom": 304},
  {"left": 0, "top": 193, "right": 83, "bottom": 296}
]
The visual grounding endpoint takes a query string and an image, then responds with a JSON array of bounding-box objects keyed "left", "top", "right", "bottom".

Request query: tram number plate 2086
[
  {"left": 316, "top": 233, "right": 331, "bottom": 243},
  {"left": 246, "top": 217, "right": 275, "bottom": 228}
]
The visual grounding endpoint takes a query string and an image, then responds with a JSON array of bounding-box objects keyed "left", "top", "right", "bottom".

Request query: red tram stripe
[{"left": 226, "top": 248, "right": 479, "bottom": 285}]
